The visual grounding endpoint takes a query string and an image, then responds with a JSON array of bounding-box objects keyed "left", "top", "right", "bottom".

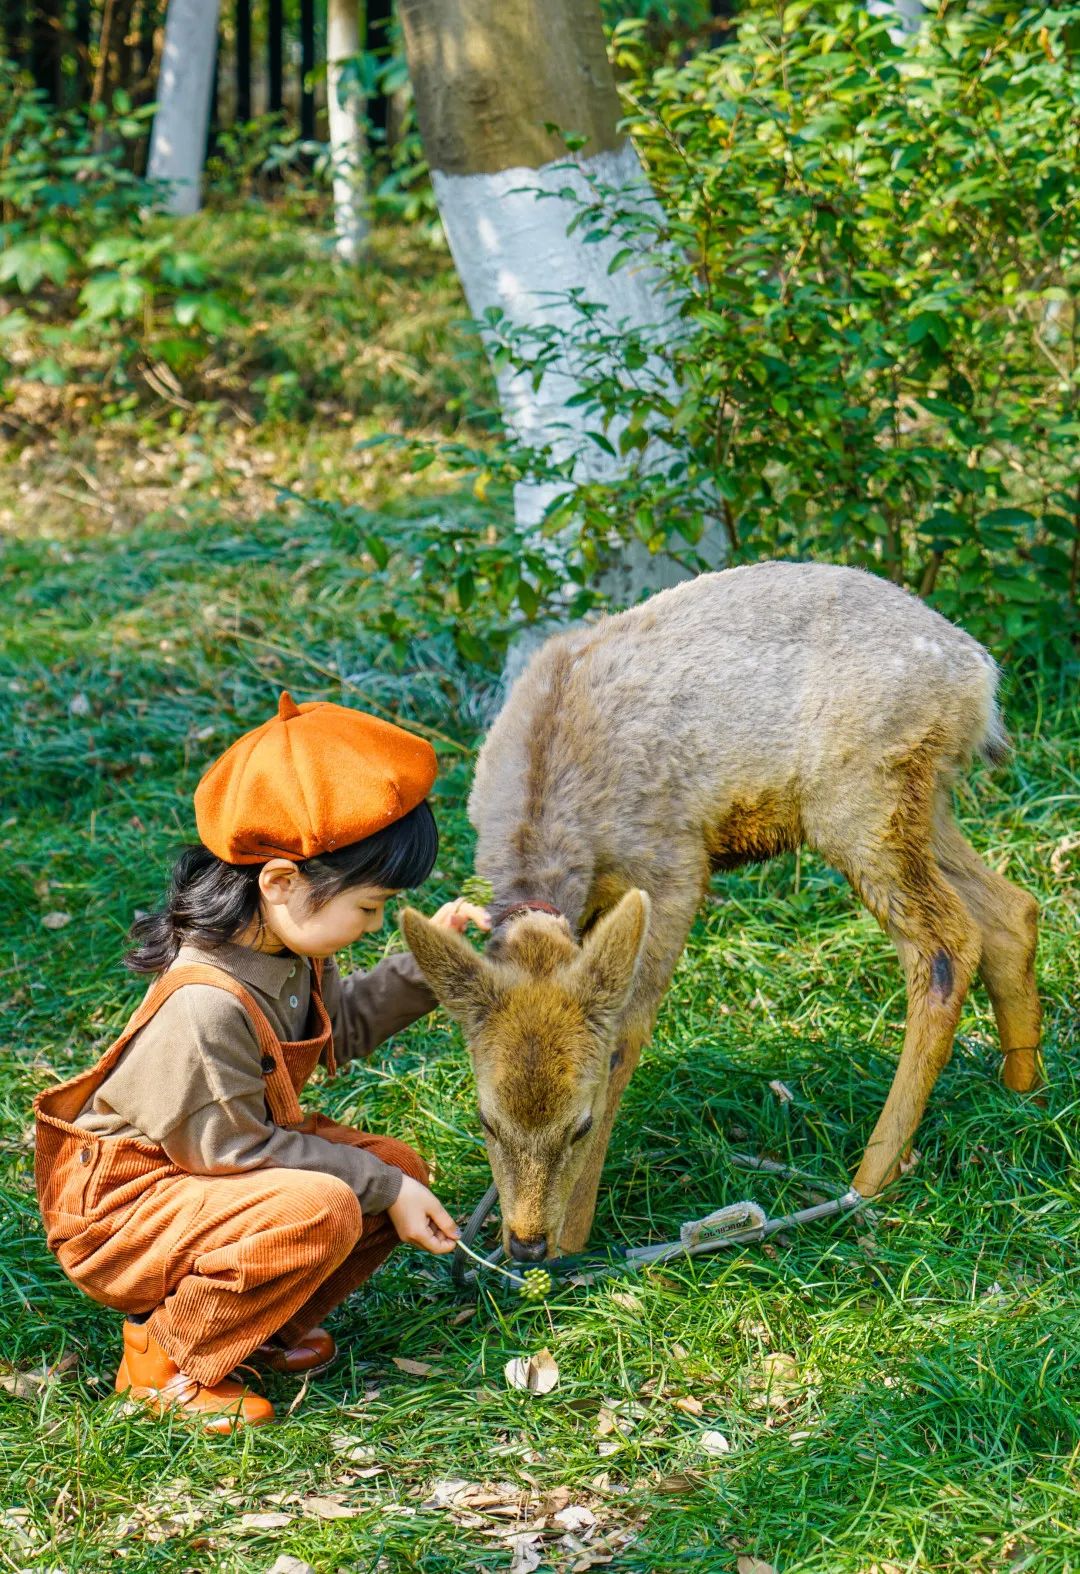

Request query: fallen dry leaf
[
  {"left": 596, "top": 1408, "right": 618, "bottom": 1436},
  {"left": 42, "top": 912, "right": 71, "bottom": 931},
  {"left": 768, "top": 1079, "right": 794, "bottom": 1103},
  {"left": 0, "top": 1371, "right": 47, "bottom": 1399},
  {"left": 300, "top": 1496, "right": 359, "bottom": 1520},
  {"left": 392, "top": 1356, "right": 435, "bottom": 1377},
  {"left": 738, "top": 1558, "right": 778, "bottom": 1574},
  {"left": 508, "top": 1532, "right": 544, "bottom": 1573},
  {"left": 655, "top": 1472, "right": 705, "bottom": 1494},
  {"left": 700, "top": 1430, "right": 732, "bottom": 1456},
  {"left": 609, "top": 1291, "right": 642, "bottom": 1312},
  {"left": 421, "top": 1479, "right": 472, "bottom": 1509},
  {"left": 543, "top": 1486, "right": 573, "bottom": 1515},
  {"left": 451, "top": 1306, "right": 476, "bottom": 1326},
  {"left": 749, "top": 1352, "right": 800, "bottom": 1411},
  {"left": 504, "top": 1348, "right": 559, "bottom": 1394},
  {"left": 285, "top": 1370, "right": 311, "bottom": 1417},
  {"left": 331, "top": 1434, "right": 377, "bottom": 1464},
  {"left": 0, "top": 1353, "right": 79, "bottom": 1398},
  {"left": 265, "top": 1559, "right": 317, "bottom": 1574},
  {"left": 240, "top": 1512, "right": 293, "bottom": 1530},
  {"left": 1050, "top": 831, "right": 1080, "bottom": 877},
  {"left": 674, "top": 1395, "right": 704, "bottom": 1416},
  {"left": 553, "top": 1504, "right": 597, "bottom": 1533}
]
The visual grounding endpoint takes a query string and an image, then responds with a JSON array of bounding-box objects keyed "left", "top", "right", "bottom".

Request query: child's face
[{"left": 257, "top": 861, "right": 396, "bottom": 957}]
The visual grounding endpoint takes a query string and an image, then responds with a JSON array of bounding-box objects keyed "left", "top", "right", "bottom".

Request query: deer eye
[{"left": 571, "top": 1115, "right": 593, "bottom": 1144}]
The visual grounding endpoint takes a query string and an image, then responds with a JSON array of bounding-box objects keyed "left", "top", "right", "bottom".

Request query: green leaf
[
  {"left": 456, "top": 568, "right": 475, "bottom": 611},
  {"left": 0, "top": 308, "right": 30, "bottom": 339},
  {"left": 364, "top": 533, "right": 390, "bottom": 570},
  {"left": 77, "top": 271, "right": 147, "bottom": 321},
  {"left": 979, "top": 508, "right": 1037, "bottom": 530},
  {"left": 0, "top": 238, "right": 76, "bottom": 292}
]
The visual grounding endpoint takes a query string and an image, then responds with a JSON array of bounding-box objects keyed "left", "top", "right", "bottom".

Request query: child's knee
[{"left": 286, "top": 1174, "right": 363, "bottom": 1263}]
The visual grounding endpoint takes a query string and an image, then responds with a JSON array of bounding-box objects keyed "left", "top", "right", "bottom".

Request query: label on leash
[{"left": 680, "top": 1200, "right": 769, "bottom": 1247}]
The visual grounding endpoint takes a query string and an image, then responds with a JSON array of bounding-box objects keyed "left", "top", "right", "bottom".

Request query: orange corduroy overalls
[{"left": 34, "top": 961, "right": 428, "bottom": 1387}]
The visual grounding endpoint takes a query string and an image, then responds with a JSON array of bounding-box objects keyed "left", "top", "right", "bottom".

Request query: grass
[{"left": 2, "top": 208, "right": 1080, "bottom": 1574}]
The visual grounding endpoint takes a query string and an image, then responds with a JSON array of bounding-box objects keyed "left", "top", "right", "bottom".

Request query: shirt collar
[{"left": 175, "top": 939, "right": 309, "bottom": 999}]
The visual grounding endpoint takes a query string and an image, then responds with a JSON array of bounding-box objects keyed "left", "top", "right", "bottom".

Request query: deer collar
[{"left": 489, "top": 899, "right": 566, "bottom": 930}]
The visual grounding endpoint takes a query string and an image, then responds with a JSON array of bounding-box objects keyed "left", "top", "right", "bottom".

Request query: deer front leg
[{"left": 558, "top": 1023, "right": 650, "bottom": 1253}]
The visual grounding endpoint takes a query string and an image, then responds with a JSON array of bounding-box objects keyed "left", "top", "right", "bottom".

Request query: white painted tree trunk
[
  {"left": 147, "top": 0, "right": 222, "bottom": 217},
  {"left": 401, "top": 0, "right": 724, "bottom": 610},
  {"left": 866, "top": 0, "right": 924, "bottom": 42},
  {"left": 327, "top": 0, "right": 368, "bottom": 263},
  {"left": 432, "top": 141, "right": 699, "bottom": 602}
]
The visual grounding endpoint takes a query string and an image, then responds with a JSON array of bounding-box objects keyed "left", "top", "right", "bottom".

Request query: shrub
[
  {"left": 407, "top": 1, "right": 1078, "bottom": 658},
  {"left": 0, "top": 61, "right": 243, "bottom": 390}
]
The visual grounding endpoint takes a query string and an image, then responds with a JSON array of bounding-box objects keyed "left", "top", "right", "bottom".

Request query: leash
[{"left": 450, "top": 1153, "right": 865, "bottom": 1293}]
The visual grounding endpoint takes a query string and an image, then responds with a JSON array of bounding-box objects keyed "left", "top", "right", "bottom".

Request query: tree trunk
[
  {"left": 866, "top": 0, "right": 924, "bottom": 42},
  {"left": 327, "top": 0, "right": 368, "bottom": 262},
  {"left": 399, "top": 0, "right": 722, "bottom": 606},
  {"left": 267, "top": 0, "right": 283, "bottom": 113},
  {"left": 235, "top": 0, "right": 251, "bottom": 121},
  {"left": 147, "top": 0, "right": 222, "bottom": 215},
  {"left": 30, "top": 0, "right": 63, "bottom": 103}
]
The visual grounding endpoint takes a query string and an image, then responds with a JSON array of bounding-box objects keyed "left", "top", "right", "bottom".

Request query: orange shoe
[
  {"left": 251, "top": 1325, "right": 336, "bottom": 1374},
  {"left": 115, "top": 1320, "right": 274, "bottom": 1433}
]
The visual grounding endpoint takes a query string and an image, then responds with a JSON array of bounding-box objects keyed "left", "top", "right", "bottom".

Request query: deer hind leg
[
  {"left": 931, "top": 801, "right": 1042, "bottom": 1092},
  {"left": 844, "top": 841, "right": 982, "bottom": 1199}
]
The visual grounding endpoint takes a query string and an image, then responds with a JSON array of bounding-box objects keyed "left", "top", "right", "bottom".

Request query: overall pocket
[{"left": 39, "top": 1133, "right": 104, "bottom": 1245}]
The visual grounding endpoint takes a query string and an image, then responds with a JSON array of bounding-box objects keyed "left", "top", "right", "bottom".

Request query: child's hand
[
  {"left": 388, "top": 1175, "right": 461, "bottom": 1255},
  {"left": 429, "top": 897, "right": 491, "bottom": 934}
]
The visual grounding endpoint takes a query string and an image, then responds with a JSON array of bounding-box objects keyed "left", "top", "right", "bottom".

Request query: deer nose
[{"left": 508, "top": 1232, "right": 548, "bottom": 1262}]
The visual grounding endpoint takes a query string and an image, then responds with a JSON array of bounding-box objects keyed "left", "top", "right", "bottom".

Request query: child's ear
[
  {"left": 258, "top": 858, "right": 301, "bottom": 905},
  {"left": 400, "top": 907, "right": 500, "bottom": 1026}
]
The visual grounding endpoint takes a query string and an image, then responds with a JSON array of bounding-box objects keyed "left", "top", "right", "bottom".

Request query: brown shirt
[{"left": 75, "top": 940, "right": 436, "bottom": 1213}]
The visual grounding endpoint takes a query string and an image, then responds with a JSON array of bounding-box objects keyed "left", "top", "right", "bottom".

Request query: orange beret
[{"left": 194, "top": 692, "right": 437, "bottom": 865}]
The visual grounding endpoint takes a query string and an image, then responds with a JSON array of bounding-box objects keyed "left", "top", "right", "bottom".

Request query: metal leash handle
[
  {"left": 449, "top": 1157, "right": 864, "bottom": 1290},
  {"left": 451, "top": 1181, "right": 501, "bottom": 1289}
]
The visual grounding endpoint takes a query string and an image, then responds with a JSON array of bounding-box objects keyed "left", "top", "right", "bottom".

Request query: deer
[{"left": 401, "top": 562, "right": 1042, "bottom": 1263}]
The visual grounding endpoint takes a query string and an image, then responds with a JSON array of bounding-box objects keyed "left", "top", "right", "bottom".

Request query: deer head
[{"left": 400, "top": 890, "right": 650, "bottom": 1259}]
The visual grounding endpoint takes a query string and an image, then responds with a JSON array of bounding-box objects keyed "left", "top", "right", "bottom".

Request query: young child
[{"left": 34, "top": 691, "right": 488, "bottom": 1432}]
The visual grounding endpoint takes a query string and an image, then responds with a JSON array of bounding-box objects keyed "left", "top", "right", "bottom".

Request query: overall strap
[
  {"left": 127, "top": 963, "right": 305, "bottom": 1125},
  {"left": 309, "top": 957, "right": 337, "bottom": 1079}
]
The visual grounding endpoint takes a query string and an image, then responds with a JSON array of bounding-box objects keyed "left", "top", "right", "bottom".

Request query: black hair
[{"left": 125, "top": 798, "right": 439, "bottom": 975}]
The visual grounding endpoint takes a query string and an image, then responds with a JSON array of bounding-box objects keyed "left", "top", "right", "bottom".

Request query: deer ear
[
  {"left": 400, "top": 907, "right": 499, "bottom": 1026},
  {"left": 575, "top": 889, "right": 650, "bottom": 1024}
]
